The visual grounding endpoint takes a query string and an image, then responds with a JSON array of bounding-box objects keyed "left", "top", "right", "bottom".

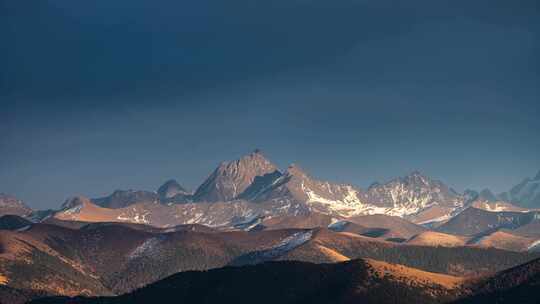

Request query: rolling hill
[{"left": 29, "top": 259, "right": 466, "bottom": 304}]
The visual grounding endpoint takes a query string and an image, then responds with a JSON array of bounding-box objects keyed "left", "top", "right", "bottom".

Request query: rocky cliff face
[
  {"left": 40, "top": 152, "right": 540, "bottom": 229},
  {"left": 49, "top": 155, "right": 475, "bottom": 226},
  {"left": 238, "top": 164, "right": 370, "bottom": 217},
  {"left": 364, "top": 171, "right": 463, "bottom": 213},
  {"left": 157, "top": 179, "right": 189, "bottom": 199},
  {"left": 499, "top": 170, "right": 540, "bottom": 208},
  {"left": 192, "top": 150, "right": 278, "bottom": 202}
]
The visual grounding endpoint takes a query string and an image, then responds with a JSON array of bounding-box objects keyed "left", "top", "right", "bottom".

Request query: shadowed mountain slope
[
  {"left": 29, "top": 259, "right": 465, "bottom": 304},
  {"left": 454, "top": 258, "right": 540, "bottom": 304},
  {"left": 0, "top": 215, "right": 32, "bottom": 230}
]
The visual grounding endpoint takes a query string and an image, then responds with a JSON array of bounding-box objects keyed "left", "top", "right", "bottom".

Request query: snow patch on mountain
[
  {"left": 303, "top": 181, "right": 435, "bottom": 218},
  {"left": 184, "top": 212, "right": 204, "bottom": 224},
  {"left": 63, "top": 205, "right": 83, "bottom": 215},
  {"left": 229, "top": 230, "right": 314, "bottom": 266},
  {"left": 304, "top": 183, "right": 363, "bottom": 215},
  {"left": 231, "top": 214, "right": 264, "bottom": 231},
  {"left": 15, "top": 225, "right": 32, "bottom": 232},
  {"left": 129, "top": 237, "right": 163, "bottom": 259},
  {"left": 264, "top": 230, "right": 313, "bottom": 256},
  {"left": 527, "top": 239, "right": 540, "bottom": 252},
  {"left": 117, "top": 211, "right": 150, "bottom": 224},
  {"left": 328, "top": 220, "right": 348, "bottom": 231},
  {"left": 417, "top": 214, "right": 453, "bottom": 226},
  {"left": 485, "top": 204, "right": 509, "bottom": 212}
]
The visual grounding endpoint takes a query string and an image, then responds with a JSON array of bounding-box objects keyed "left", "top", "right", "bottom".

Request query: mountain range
[
  {"left": 1, "top": 150, "right": 540, "bottom": 303},
  {"left": 1, "top": 150, "right": 539, "bottom": 245},
  {"left": 39, "top": 151, "right": 540, "bottom": 228}
]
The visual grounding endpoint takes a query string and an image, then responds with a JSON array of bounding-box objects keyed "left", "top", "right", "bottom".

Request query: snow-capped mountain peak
[
  {"left": 38, "top": 151, "right": 540, "bottom": 229},
  {"left": 366, "top": 172, "right": 461, "bottom": 210}
]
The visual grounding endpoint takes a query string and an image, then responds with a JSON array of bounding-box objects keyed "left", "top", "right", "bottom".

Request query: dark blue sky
[{"left": 1, "top": 0, "right": 539, "bottom": 209}]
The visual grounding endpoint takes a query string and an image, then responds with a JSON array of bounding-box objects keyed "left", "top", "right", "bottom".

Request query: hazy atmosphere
[{"left": 2, "top": 0, "right": 539, "bottom": 209}]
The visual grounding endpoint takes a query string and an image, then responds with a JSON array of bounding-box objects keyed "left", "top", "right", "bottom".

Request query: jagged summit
[
  {"left": 192, "top": 150, "right": 279, "bottom": 202},
  {"left": 364, "top": 171, "right": 462, "bottom": 220},
  {"left": 0, "top": 193, "right": 33, "bottom": 217},
  {"left": 368, "top": 182, "right": 380, "bottom": 189},
  {"left": 157, "top": 179, "right": 189, "bottom": 199},
  {"left": 400, "top": 170, "right": 433, "bottom": 184},
  {"left": 409, "top": 170, "right": 424, "bottom": 176},
  {"left": 61, "top": 196, "right": 91, "bottom": 209},
  {"left": 285, "top": 163, "right": 309, "bottom": 178},
  {"left": 373, "top": 171, "right": 438, "bottom": 192},
  {"left": 500, "top": 170, "right": 540, "bottom": 208},
  {"left": 243, "top": 149, "right": 272, "bottom": 164}
]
